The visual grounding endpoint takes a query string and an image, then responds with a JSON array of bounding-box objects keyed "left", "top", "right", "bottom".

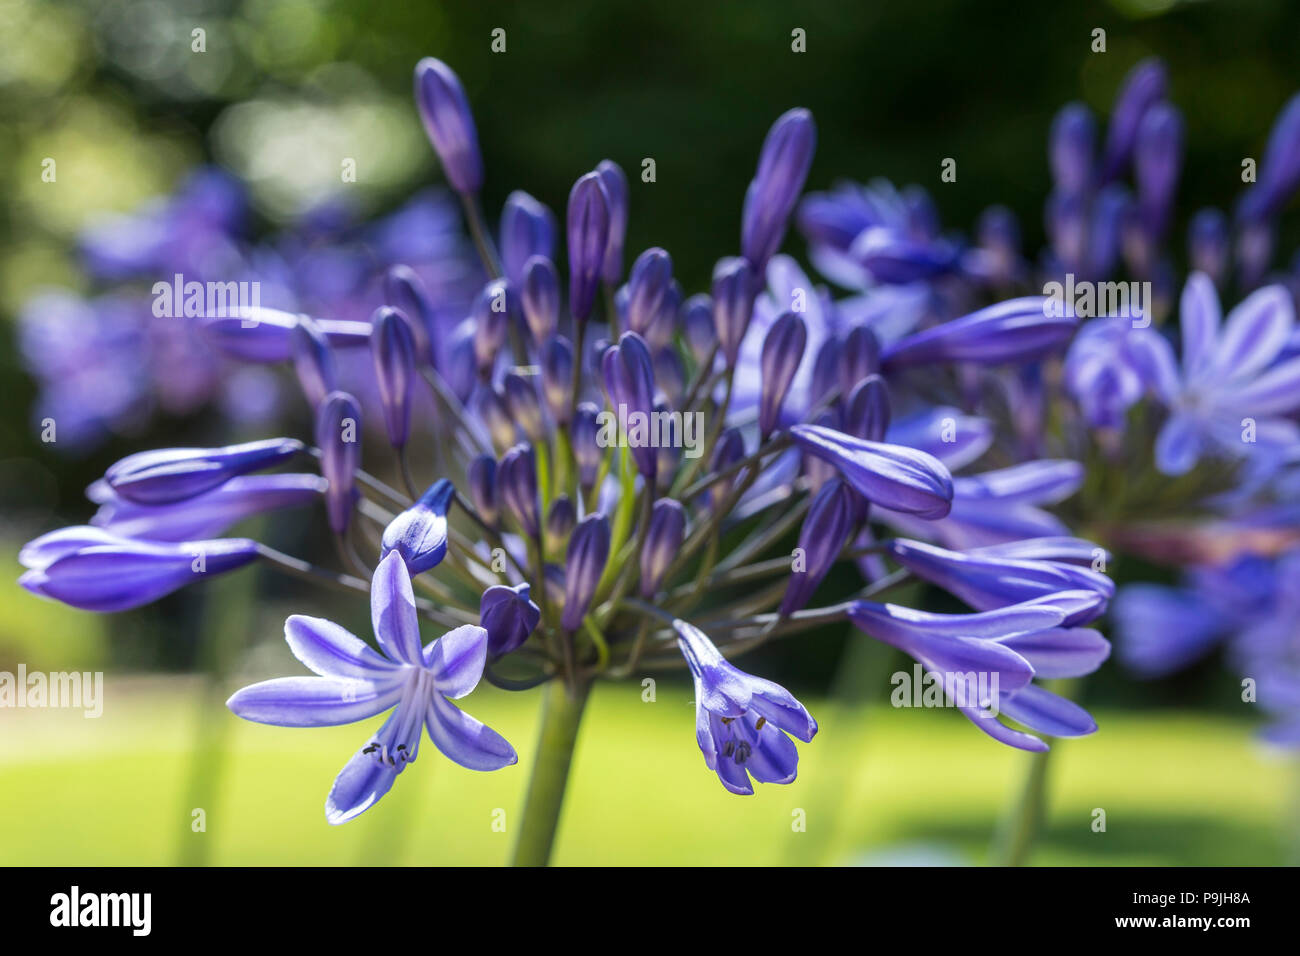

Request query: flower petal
[
  {"left": 370, "top": 550, "right": 423, "bottom": 665},
  {"left": 325, "top": 744, "right": 399, "bottom": 825},
  {"left": 957, "top": 704, "right": 1050, "bottom": 752},
  {"left": 425, "top": 694, "right": 518, "bottom": 771},
  {"left": 1154, "top": 413, "right": 1203, "bottom": 476},
  {"left": 1213, "top": 284, "right": 1294, "bottom": 382},
  {"left": 285, "top": 615, "right": 402, "bottom": 679},
  {"left": 424, "top": 624, "right": 488, "bottom": 699},
  {"left": 998, "top": 627, "right": 1111, "bottom": 679},
  {"left": 1180, "top": 272, "right": 1221, "bottom": 381},
  {"left": 998, "top": 684, "right": 1098, "bottom": 737},
  {"left": 226, "top": 676, "right": 404, "bottom": 727}
]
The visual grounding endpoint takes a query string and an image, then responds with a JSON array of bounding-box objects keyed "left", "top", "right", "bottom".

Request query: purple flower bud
[
  {"left": 601, "top": 331, "right": 658, "bottom": 480},
  {"left": 480, "top": 583, "right": 540, "bottom": 658},
  {"left": 790, "top": 423, "right": 953, "bottom": 519},
  {"left": 520, "top": 255, "right": 560, "bottom": 343},
  {"left": 572, "top": 402, "right": 603, "bottom": 490},
  {"left": 500, "top": 191, "right": 556, "bottom": 285},
  {"left": 1100, "top": 58, "right": 1167, "bottom": 183},
  {"left": 383, "top": 265, "right": 435, "bottom": 366},
  {"left": 203, "top": 308, "right": 370, "bottom": 363},
  {"left": 91, "top": 474, "right": 324, "bottom": 542},
  {"left": 1240, "top": 91, "right": 1300, "bottom": 222},
  {"left": 742, "top": 108, "right": 817, "bottom": 268},
  {"left": 596, "top": 160, "right": 629, "bottom": 283},
  {"left": 540, "top": 335, "right": 574, "bottom": 424},
  {"left": 882, "top": 297, "right": 1077, "bottom": 369},
  {"left": 977, "top": 205, "right": 1022, "bottom": 283},
  {"left": 381, "top": 478, "right": 454, "bottom": 575},
  {"left": 1134, "top": 103, "right": 1183, "bottom": 242},
  {"left": 840, "top": 326, "right": 881, "bottom": 396},
  {"left": 682, "top": 293, "right": 716, "bottom": 366},
  {"left": 567, "top": 172, "right": 611, "bottom": 323},
  {"left": 290, "top": 316, "right": 337, "bottom": 410},
  {"left": 712, "top": 256, "right": 758, "bottom": 368},
  {"left": 654, "top": 346, "right": 686, "bottom": 408},
  {"left": 544, "top": 495, "right": 577, "bottom": 555},
  {"left": 625, "top": 248, "right": 674, "bottom": 338},
  {"left": 644, "top": 281, "right": 680, "bottom": 351},
  {"left": 444, "top": 320, "right": 478, "bottom": 402},
  {"left": 472, "top": 279, "right": 517, "bottom": 376},
  {"left": 708, "top": 427, "right": 746, "bottom": 512},
  {"left": 640, "top": 498, "right": 686, "bottom": 598},
  {"left": 370, "top": 307, "right": 416, "bottom": 449},
  {"left": 414, "top": 57, "right": 483, "bottom": 194},
  {"left": 809, "top": 335, "right": 842, "bottom": 406},
  {"left": 315, "top": 391, "right": 361, "bottom": 534},
  {"left": 1049, "top": 102, "right": 1095, "bottom": 196},
  {"left": 19, "top": 528, "right": 259, "bottom": 612},
  {"left": 844, "top": 374, "right": 891, "bottom": 441},
  {"left": 781, "top": 478, "right": 855, "bottom": 615},
  {"left": 467, "top": 453, "right": 499, "bottom": 526},
  {"left": 502, "top": 371, "right": 545, "bottom": 443},
  {"left": 561, "top": 513, "right": 610, "bottom": 631},
  {"left": 474, "top": 385, "right": 517, "bottom": 453},
  {"left": 499, "top": 443, "right": 540, "bottom": 537},
  {"left": 803, "top": 407, "right": 841, "bottom": 492},
  {"left": 106, "top": 437, "right": 304, "bottom": 505},
  {"left": 1188, "top": 208, "right": 1229, "bottom": 284},
  {"left": 759, "top": 311, "right": 807, "bottom": 438},
  {"left": 653, "top": 399, "right": 681, "bottom": 487}
]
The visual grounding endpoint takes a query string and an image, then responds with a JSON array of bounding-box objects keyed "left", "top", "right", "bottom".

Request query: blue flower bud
[
  {"left": 561, "top": 513, "right": 610, "bottom": 631},
  {"left": 625, "top": 248, "right": 674, "bottom": 338},
  {"left": 803, "top": 407, "right": 841, "bottom": 493},
  {"left": 1240, "top": 91, "right": 1300, "bottom": 222},
  {"left": 567, "top": 172, "right": 611, "bottom": 323},
  {"left": 572, "top": 402, "right": 603, "bottom": 490},
  {"left": 203, "top": 307, "right": 370, "bottom": 363},
  {"left": 1188, "top": 208, "right": 1229, "bottom": 284},
  {"left": 370, "top": 307, "right": 416, "bottom": 449},
  {"left": 381, "top": 478, "right": 454, "bottom": 575},
  {"left": 444, "top": 319, "right": 478, "bottom": 402},
  {"left": 883, "top": 297, "right": 1077, "bottom": 369},
  {"left": 480, "top": 583, "right": 541, "bottom": 658},
  {"left": 759, "top": 311, "right": 807, "bottom": 438},
  {"left": 106, "top": 437, "right": 305, "bottom": 505},
  {"left": 780, "top": 477, "right": 855, "bottom": 615},
  {"left": 290, "top": 316, "right": 337, "bottom": 410},
  {"left": 383, "top": 265, "right": 435, "bottom": 366},
  {"left": 742, "top": 108, "right": 817, "bottom": 268},
  {"left": 499, "top": 443, "right": 540, "bottom": 537},
  {"left": 414, "top": 57, "right": 484, "bottom": 194},
  {"left": 1134, "top": 103, "right": 1183, "bottom": 242},
  {"left": 474, "top": 384, "right": 517, "bottom": 454},
  {"left": 544, "top": 495, "right": 577, "bottom": 555},
  {"left": 601, "top": 331, "right": 658, "bottom": 481},
  {"left": 640, "top": 498, "right": 686, "bottom": 598},
  {"left": 654, "top": 346, "right": 686, "bottom": 409},
  {"left": 809, "top": 335, "right": 841, "bottom": 406},
  {"left": 681, "top": 293, "right": 716, "bottom": 366},
  {"left": 844, "top": 374, "right": 891, "bottom": 442},
  {"left": 500, "top": 191, "right": 556, "bottom": 285},
  {"left": 1049, "top": 102, "right": 1095, "bottom": 196},
  {"left": 840, "top": 326, "right": 881, "bottom": 396},
  {"left": 643, "top": 279, "right": 681, "bottom": 351},
  {"left": 315, "top": 391, "right": 362, "bottom": 533},
  {"left": 1100, "top": 58, "right": 1167, "bottom": 183},
  {"left": 540, "top": 335, "right": 574, "bottom": 424},
  {"left": 472, "top": 278, "right": 517, "bottom": 377},
  {"left": 520, "top": 255, "right": 560, "bottom": 343},
  {"left": 712, "top": 256, "right": 758, "bottom": 368},
  {"left": 597, "top": 160, "right": 629, "bottom": 283},
  {"left": 467, "top": 453, "right": 499, "bottom": 526},
  {"left": 708, "top": 427, "right": 746, "bottom": 512},
  {"left": 502, "top": 371, "right": 545, "bottom": 443}
]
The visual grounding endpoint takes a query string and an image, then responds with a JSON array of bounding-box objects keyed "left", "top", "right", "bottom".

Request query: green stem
[
  {"left": 511, "top": 678, "right": 591, "bottom": 866},
  {"left": 990, "top": 748, "right": 1052, "bottom": 866}
]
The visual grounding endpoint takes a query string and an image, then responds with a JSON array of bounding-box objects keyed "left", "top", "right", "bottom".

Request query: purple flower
[
  {"left": 1238, "top": 91, "right": 1300, "bottom": 223},
  {"left": 545, "top": 496, "right": 577, "bottom": 554},
  {"left": 674, "top": 620, "right": 817, "bottom": 795},
  {"left": 105, "top": 437, "right": 304, "bottom": 505},
  {"left": 290, "top": 317, "right": 337, "bottom": 410},
  {"left": 500, "top": 191, "right": 556, "bottom": 285},
  {"left": 472, "top": 279, "right": 517, "bottom": 377},
  {"left": 789, "top": 423, "right": 953, "bottom": 519},
  {"left": 466, "top": 454, "right": 499, "bottom": 526},
  {"left": 383, "top": 265, "right": 436, "bottom": 367},
  {"left": 624, "top": 248, "right": 674, "bottom": 338},
  {"left": 91, "top": 474, "right": 324, "bottom": 541},
  {"left": 202, "top": 308, "right": 370, "bottom": 364},
  {"left": 1049, "top": 102, "right": 1096, "bottom": 196},
  {"left": 502, "top": 372, "right": 545, "bottom": 443},
  {"left": 315, "top": 391, "right": 361, "bottom": 534},
  {"left": 640, "top": 498, "right": 686, "bottom": 598},
  {"left": 758, "top": 311, "right": 807, "bottom": 438},
  {"left": 381, "top": 479, "right": 454, "bottom": 575},
  {"left": 540, "top": 335, "right": 574, "bottom": 424},
  {"left": 882, "top": 298, "right": 1077, "bottom": 369},
  {"left": 682, "top": 293, "right": 716, "bottom": 365},
  {"left": 601, "top": 331, "right": 658, "bottom": 481},
  {"left": 1134, "top": 103, "right": 1184, "bottom": 243},
  {"left": 742, "top": 108, "right": 816, "bottom": 269},
  {"left": 499, "top": 443, "right": 540, "bottom": 537},
  {"left": 844, "top": 374, "right": 890, "bottom": 441},
  {"left": 480, "top": 583, "right": 540, "bottom": 658},
  {"left": 19, "top": 528, "right": 259, "bottom": 612},
  {"left": 414, "top": 57, "right": 484, "bottom": 194},
  {"left": 567, "top": 172, "right": 611, "bottom": 323},
  {"left": 597, "top": 160, "right": 629, "bottom": 283},
  {"left": 227, "top": 552, "right": 515, "bottom": 823},
  {"left": 571, "top": 402, "right": 603, "bottom": 490},
  {"left": 371, "top": 307, "right": 416, "bottom": 449},
  {"left": 781, "top": 478, "right": 855, "bottom": 615},
  {"left": 712, "top": 257, "right": 758, "bottom": 368},
  {"left": 561, "top": 513, "right": 610, "bottom": 631},
  {"left": 1099, "top": 58, "right": 1168, "bottom": 183},
  {"left": 521, "top": 256, "right": 561, "bottom": 343},
  {"left": 1188, "top": 208, "right": 1230, "bottom": 285}
]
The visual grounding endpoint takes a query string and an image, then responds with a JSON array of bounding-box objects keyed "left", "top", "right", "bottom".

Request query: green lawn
[{"left": 0, "top": 676, "right": 1291, "bottom": 866}]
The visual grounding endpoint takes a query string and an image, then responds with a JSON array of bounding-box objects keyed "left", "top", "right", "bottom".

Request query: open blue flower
[{"left": 227, "top": 551, "right": 516, "bottom": 823}]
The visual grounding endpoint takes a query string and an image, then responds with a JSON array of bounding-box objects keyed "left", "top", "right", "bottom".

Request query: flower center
[{"left": 361, "top": 668, "right": 431, "bottom": 771}]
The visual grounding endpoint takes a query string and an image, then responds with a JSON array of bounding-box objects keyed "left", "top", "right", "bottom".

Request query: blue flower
[{"left": 227, "top": 552, "right": 516, "bottom": 824}]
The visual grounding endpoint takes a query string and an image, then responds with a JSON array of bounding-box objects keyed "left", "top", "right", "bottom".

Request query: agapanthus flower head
[
  {"left": 674, "top": 620, "right": 817, "bottom": 795},
  {"left": 414, "top": 57, "right": 484, "bottom": 194},
  {"left": 228, "top": 552, "right": 516, "bottom": 823}
]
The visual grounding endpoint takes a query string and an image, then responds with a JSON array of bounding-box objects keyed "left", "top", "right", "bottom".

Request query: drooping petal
[
  {"left": 285, "top": 615, "right": 402, "bottom": 679},
  {"left": 957, "top": 704, "right": 1050, "bottom": 752},
  {"left": 1154, "top": 413, "right": 1203, "bottom": 476},
  {"left": 424, "top": 694, "right": 518, "bottom": 771},
  {"left": 370, "top": 551, "right": 424, "bottom": 665},
  {"left": 790, "top": 424, "right": 953, "bottom": 519},
  {"left": 998, "top": 684, "right": 1097, "bottom": 737},
  {"left": 325, "top": 744, "right": 400, "bottom": 825},
  {"left": 997, "top": 627, "right": 1111, "bottom": 679},
  {"left": 226, "top": 676, "right": 404, "bottom": 727},
  {"left": 424, "top": 625, "right": 488, "bottom": 699}
]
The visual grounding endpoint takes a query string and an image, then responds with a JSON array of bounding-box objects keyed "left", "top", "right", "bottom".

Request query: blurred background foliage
[{"left": 0, "top": 0, "right": 1296, "bottom": 864}]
